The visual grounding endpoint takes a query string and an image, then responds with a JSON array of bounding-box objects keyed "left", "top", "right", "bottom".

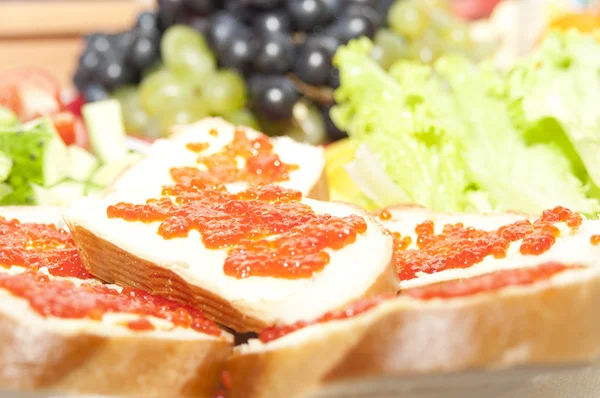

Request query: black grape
[
  {"left": 253, "top": 32, "right": 295, "bottom": 74},
  {"left": 131, "top": 35, "right": 160, "bottom": 69},
  {"left": 286, "top": 0, "right": 329, "bottom": 32},
  {"left": 253, "top": 11, "right": 291, "bottom": 34},
  {"left": 157, "top": 0, "right": 184, "bottom": 30},
  {"left": 294, "top": 42, "right": 332, "bottom": 85},
  {"left": 329, "top": 14, "right": 375, "bottom": 43},
  {"left": 255, "top": 76, "right": 299, "bottom": 119},
  {"left": 302, "top": 34, "right": 340, "bottom": 57},
  {"left": 136, "top": 11, "right": 159, "bottom": 33},
  {"left": 242, "top": 0, "right": 283, "bottom": 9},
  {"left": 183, "top": 0, "right": 216, "bottom": 14},
  {"left": 98, "top": 54, "right": 137, "bottom": 89},
  {"left": 78, "top": 50, "right": 101, "bottom": 78},
  {"left": 343, "top": 3, "right": 383, "bottom": 30},
  {"left": 188, "top": 15, "right": 212, "bottom": 37},
  {"left": 208, "top": 12, "right": 247, "bottom": 52},
  {"left": 220, "top": 34, "right": 256, "bottom": 74}
]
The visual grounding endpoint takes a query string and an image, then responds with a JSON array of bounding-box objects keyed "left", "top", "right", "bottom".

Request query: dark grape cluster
[
  {"left": 74, "top": 11, "right": 162, "bottom": 103},
  {"left": 74, "top": 0, "right": 394, "bottom": 142}
]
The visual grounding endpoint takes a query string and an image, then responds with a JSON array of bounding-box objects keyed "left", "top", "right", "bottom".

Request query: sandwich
[
  {"left": 225, "top": 205, "right": 600, "bottom": 398},
  {"left": 0, "top": 207, "right": 232, "bottom": 398},
  {"left": 108, "top": 117, "right": 329, "bottom": 201},
  {"left": 64, "top": 183, "right": 398, "bottom": 333}
]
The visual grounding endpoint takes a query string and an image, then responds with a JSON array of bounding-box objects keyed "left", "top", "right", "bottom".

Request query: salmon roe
[
  {"left": 260, "top": 262, "right": 579, "bottom": 343},
  {"left": 0, "top": 217, "right": 92, "bottom": 279},
  {"left": 591, "top": 234, "right": 600, "bottom": 246},
  {"left": 107, "top": 184, "right": 368, "bottom": 279},
  {"left": 403, "top": 262, "right": 580, "bottom": 300},
  {"left": 378, "top": 209, "right": 392, "bottom": 221},
  {"left": 0, "top": 270, "right": 221, "bottom": 336},
  {"left": 394, "top": 206, "right": 582, "bottom": 281},
  {"left": 175, "top": 129, "right": 298, "bottom": 187},
  {"left": 185, "top": 142, "right": 210, "bottom": 153},
  {"left": 258, "top": 294, "right": 395, "bottom": 343}
]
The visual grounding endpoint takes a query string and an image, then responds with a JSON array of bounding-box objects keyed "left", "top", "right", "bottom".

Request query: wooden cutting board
[{"left": 0, "top": 0, "right": 153, "bottom": 89}]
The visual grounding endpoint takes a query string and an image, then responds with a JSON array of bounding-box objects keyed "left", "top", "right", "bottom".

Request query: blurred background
[{"left": 0, "top": 0, "right": 598, "bottom": 144}]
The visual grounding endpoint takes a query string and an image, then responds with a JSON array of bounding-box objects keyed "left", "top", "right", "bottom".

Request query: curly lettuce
[{"left": 333, "top": 34, "right": 600, "bottom": 216}]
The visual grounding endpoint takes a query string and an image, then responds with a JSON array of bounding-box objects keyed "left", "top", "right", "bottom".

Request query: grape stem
[{"left": 287, "top": 73, "right": 335, "bottom": 106}]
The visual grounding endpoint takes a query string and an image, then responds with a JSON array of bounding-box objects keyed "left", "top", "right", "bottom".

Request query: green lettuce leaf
[
  {"left": 333, "top": 39, "right": 470, "bottom": 212},
  {"left": 508, "top": 30, "right": 600, "bottom": 189},
  {"left": 333, "top": 35, "right": 600, "bottom": 215}
]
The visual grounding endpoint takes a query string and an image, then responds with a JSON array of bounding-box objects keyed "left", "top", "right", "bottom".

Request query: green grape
[
  {"left": 139, "top": 70, "right": 195, "bottom": 115},
  {"left": 201, "top": 70, "right": 247, "bottom": 115},
  {"left": 443, "top": 24, "right": 472, "bottom": 52},
  {"left": 409, "top": 31, "right": 441, "bottom": 63},
  {"left": 388, "top": 0, "right": 429, "bottom": 40},
  {"left": 223, "top": 109, "right": 260, "bottom": 130},
  {"left": 112, "top": 85, "right": 152, "bottom": 135},
  {"left": 372, "top": 29, "right": 410, "bottom": 70},
  {"left": 157, "top": 98, "right": 210, "bottom": 136},
  {"left": 161, "top": 25, "right": 216, "bottom": 81},
  {"left": 145, "top": 116, "right": 164, "bottom": 139},
  {"left": 289, "top": 101, "right": 327, "bottom": 146}
]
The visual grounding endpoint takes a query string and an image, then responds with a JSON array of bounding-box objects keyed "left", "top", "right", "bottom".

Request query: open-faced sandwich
[
  {"left": 0, "top": 207, "right": 232, "bottom": 398},
  {"left": 225, "top": 205, "right": 600, "bottom": 398},
  {"left": 108, "top": 117, "right": 329, "bottom": 200},
  {"left": 63, "top": 182, "right": 398, "bottom": 333}
]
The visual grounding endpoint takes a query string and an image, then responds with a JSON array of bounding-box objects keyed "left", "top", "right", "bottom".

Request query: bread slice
[
  {"left": 226, "top": 264, "right": 600, "bottom": 398},
  {"left": 376, "top": 205, "right": 600, "bottom": 289},
  {"left": 108, "top": 117, "right": 329, "bottom": 200},
  {"left": 63, "top": 190, "right": 397, "bottom": 333},
  {"left": 0, "top": 207, "right": 233, "bottom": 398}
]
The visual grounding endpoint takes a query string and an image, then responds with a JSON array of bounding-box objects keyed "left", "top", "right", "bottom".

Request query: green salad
[
  {"left": 0, "top": 100, "right": 140, "bottom": 206},
  {"left": 332, "top": 30, "right": 600, "bottom": 216}
]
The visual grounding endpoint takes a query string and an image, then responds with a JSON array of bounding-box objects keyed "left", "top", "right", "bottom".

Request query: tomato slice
[
  {"left": 0, "top": 69, "right": 62, "bottom": 122},
  {"left": 51, "top": 112, "right": 89, "bottom": 149}
]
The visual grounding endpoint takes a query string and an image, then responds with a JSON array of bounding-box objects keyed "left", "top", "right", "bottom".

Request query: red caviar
[
  {"left": 127, "top": 318, "right": 155, "bottom": 331},
  {"left": 0, "top": 217, "right": 92, "bottom": 279},
  {"left": 209, "top": 128, "right": 218, "bottom": 137},
  {"left": 260, "top": 262, "right": 579, "bottom": 343},
  {"left": 107, "top": 185, "right": 368, "bottom": 279},
  {"left": 185, "top": 142, "right": 210, "bottom": 153},
  {"left": 403, "top": 263, "right": 580, "bottom": 300},
  {"left": 591, "top": 234, "right": 600, "bottom": 246},
  {"left": 258, "top": 294, "right": 395, "bottom": 343},
  {"left": 173, "top": 129, "right": 298, "bottom": 187},
  {"left": 378, "top": 209, "right": 392, "bottom": 221},
  {"left": 394, "top": 206, "right": 582, "bottom": 281},
  {"left": 0, "top": 270, "right": 221, "bottom": 336}
]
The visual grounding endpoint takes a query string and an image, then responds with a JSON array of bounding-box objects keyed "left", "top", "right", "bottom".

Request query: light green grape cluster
[
  {"left": 114, "top": 25, "right": 257, "bottom": 137},
  {"left": 376, "top": 0, "right": 490, "bottom": 69}
]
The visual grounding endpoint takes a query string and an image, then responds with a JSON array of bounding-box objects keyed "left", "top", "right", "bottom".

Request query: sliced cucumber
[
  {"left": 66, "top": 145, "right": 99, "bottom": 182},
  {"left": 31, "top": 183, "right": 60, "bottom": 206},
  {"left": 0, "top": 118, "right": 68, "bottom": 188},
  {"left": 49, "top": 180, "right": 86, "bottom": 204},
  {"left": 85, "top": 184, "right": 106, "bottom": 199},
  {"left": 0, "top": 151, "right": 13, "bottom": 182},
  {"left": 0, "top": 182, "right": 13, "bottom": 201},
  {"left": 82, "top": 99, "right": 128, "bottom": 163},
  {"left": 90, "top": 153, "right": 141, "bottom": 187},
  {"left": 0, "top": 106, "right": 17, "bottom": 127}
]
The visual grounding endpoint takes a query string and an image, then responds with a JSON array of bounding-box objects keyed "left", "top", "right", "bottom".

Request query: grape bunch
[
  {"left": 73, "top": 0, "right": 490, "bottom": 143},
  {"left": 72, "top": 0, "right": 395, "bottom": 142},
  {"left": 373, "top": 0, "right": 493, "bottom": 70},
  {"left": 164, "top": 0, "right": 392, "bottom": 141},
  {"left": 74, "top": 11, "right": 162, "bottom": 102}
]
